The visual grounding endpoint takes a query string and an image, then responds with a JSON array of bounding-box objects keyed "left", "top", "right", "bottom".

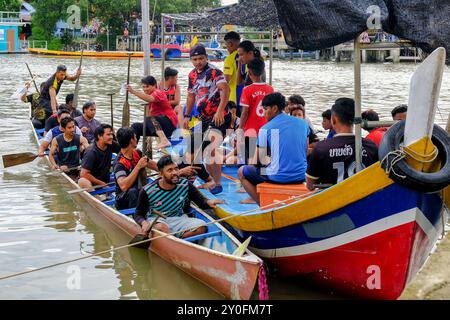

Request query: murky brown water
[{"left": 0, "top": 54, "right": 448, "bottom": 299}]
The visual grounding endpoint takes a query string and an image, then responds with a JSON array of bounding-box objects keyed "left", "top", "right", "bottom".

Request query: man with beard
[
  {"left": 78, "top": 124, "right": 121, "bottom": 189},
  {"left": 184, "top": 44, "right": 231, "bottom": 195},
  {"left": 134, "top": 155, "right": 224, "bottom": 239}
]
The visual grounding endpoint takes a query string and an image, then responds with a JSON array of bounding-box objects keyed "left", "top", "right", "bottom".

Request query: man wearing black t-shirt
[
  {"left": 306, "top": 98, "right": 379, "bottom": 190},
  {"left": 40, "top": 65, "right": 81, "bottom": 116},
  {"left": 79, "top": 124, "right": 121, "bottom": 190},
  {"left": 113, "top": 128, "right": 158, "bottom": 210}
]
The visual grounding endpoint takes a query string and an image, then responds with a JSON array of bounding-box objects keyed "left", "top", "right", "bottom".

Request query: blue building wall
[{"left": 0, "top": 25, "right": 20, "bottom": 52}]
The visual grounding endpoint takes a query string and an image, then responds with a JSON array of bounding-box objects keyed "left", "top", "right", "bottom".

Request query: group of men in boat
[{"left": 24, "top": 31, "right": 409, "bottom": 238}]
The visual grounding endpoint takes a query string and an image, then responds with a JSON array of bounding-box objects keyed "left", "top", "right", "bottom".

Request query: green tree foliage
[
  {"left": 0, "top": 0, "right": 20, "bottom": 11},
  {"left": 28, "top": 0, "right": 219, "bottom": 42}
]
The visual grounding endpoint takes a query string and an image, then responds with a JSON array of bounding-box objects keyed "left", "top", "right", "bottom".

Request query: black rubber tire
[{"left": 379, "top": 121, "right": 450, "bottom": 193}]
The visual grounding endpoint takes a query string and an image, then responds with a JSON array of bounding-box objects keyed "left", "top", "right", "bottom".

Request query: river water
[{"left": 0, "top": 54, "right": 449, "bottom": 300}]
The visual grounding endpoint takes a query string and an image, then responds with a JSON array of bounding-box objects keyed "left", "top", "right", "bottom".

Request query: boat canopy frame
[{"left": 160, "top": 13, "right": 275, "bottom": 86}]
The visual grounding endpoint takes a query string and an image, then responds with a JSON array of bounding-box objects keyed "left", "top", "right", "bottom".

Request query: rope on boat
[
  {"left": 257, "top": 263, "right": 269, "bottom": 300},
  {"left": 0, "top": 188, "right": 320, "bottom": 282},
  {"left": 381, "top": 145, "right": 439, "bottom": 180}
]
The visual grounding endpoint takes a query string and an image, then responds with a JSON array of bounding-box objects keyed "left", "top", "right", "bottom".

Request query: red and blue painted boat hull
[{"left": 236, "top": 184, "right": 444, "bottom": 299}]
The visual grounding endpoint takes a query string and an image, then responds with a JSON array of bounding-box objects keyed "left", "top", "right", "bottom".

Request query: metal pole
[
  {"left": 354, "top": 37, "right": 363, "bottom": 173},
  {"left": 269, "top": 29, "right": 273, "bottom": 86},
  {"left": 141, "top": 0, "right": 151, "bottom": 76},
  {"left": 161, "top": 15, "right": 166, "bottom": 81}
]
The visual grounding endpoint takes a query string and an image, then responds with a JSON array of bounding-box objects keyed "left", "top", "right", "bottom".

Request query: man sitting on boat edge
[
  {"left": 48, "top": 116, "right": 89, "bottom": 177},
  {"left": 134, "top": 155, "right": 224, "bottom": 239},
  {"left": 114, "top": 127, "right": 158, "bottom": 210},
  {"left": 38, "top": 108, "right": 83, "bottom": 157},
  {"left": 78, "top": 124, "right": 121, "bottom": 190},
  {"left": 306, "top": 98, "right": 379, "bottom": 191},
  {"left": 238, "top": 92, "right": 310, "bottom": 205}
]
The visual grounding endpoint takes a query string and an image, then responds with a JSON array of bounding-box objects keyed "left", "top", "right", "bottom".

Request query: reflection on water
[{"left": 0, "top": 54, "right": 448, "bottom": 299}]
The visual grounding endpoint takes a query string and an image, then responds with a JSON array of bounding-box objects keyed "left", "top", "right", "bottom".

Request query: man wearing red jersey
[
  {"left": 128, "top": 75, "right": 178, "bottom": 149},
  {"left": 238, "top": 58, "right": 273, "bottom": 164}
]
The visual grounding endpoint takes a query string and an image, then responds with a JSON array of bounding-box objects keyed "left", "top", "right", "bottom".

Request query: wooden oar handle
[{"left": 152, "top": 210, "right": 168, "bottom": 219}]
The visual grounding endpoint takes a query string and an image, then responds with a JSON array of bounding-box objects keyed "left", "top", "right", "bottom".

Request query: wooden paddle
[
  {"left": 122, "top": 53, "right": 132, "bottom": 128},
  {"left": 25, "top": 63, "right": 40, "bottom": 94},
  {"left": 108, "top": 93, "right": 115, "bottom": 129},
  {"left": 129, "top": 209, "right": 168, "bottom": 249},
  {"left": 139, "top": 104, "right": 149, "bottom": 188},
  {"left": 1, "top": 152, "right": 40, "bottom": 169},
  {"left": 72, "top": 50, "right": 84, "bottom": 110},
  {"left": 67, "top": 181, "right": 116, "bottom": 194}
]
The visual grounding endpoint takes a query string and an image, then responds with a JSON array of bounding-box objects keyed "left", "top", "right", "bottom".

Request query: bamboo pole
[
  {"left": 269, "top": 30, "right": 273, "bottom": 86},
  {"left": 161, "top": 15, "right": 166, "bottom": 82},
  {"left": 354, "top": 37, "right": 363, "bottom": 173},
  {"left": 141, "top": 0, "right": 151, "bottom": 77}
]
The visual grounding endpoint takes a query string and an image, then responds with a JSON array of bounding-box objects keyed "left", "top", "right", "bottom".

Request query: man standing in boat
[
  {"left": 39, "top": 65, "right": 81, "bottom": 117},
  {"left": 134, "top": 155, "right": 224, "bottom": 239},
  {"left": 160, "top": 67, "right": 183, "bottom": 129},
  {"left": 306, "top": 98, "right": 379, "bottom": 190},
  {"left": 48, "top": 116, "right": 89, "bottom": 177},
  {"left": 223, "top": 31, "right": 241, "bottom": 112},
  {"left": 184, "top": 44, "right": 231, "bottom": 195}
]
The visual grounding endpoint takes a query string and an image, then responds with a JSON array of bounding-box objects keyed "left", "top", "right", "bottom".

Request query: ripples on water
[{"left": 0, "top": 54, "right": 448, "bottom": 299}]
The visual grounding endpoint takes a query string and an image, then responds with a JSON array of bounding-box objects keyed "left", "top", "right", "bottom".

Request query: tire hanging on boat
[{"left": 379, "top": 121, "right": 450, "bottom": 193}]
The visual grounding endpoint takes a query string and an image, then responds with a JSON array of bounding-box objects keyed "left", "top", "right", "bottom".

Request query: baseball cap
[
  {"left": 190, "top": 45, "right": 207, "bottom": 58},
  {"left": 57, "top": 65, "right": 67, "bottom": 72}
]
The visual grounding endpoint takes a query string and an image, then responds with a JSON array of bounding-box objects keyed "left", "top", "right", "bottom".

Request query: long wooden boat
[
  {"left": 165, "top": 48, "right": 450, "bottom": 300},
  {"left": 28, "top": 48, "right": 190, "bottom": 60},
  {"left": 27, "top": 48, "right": 223, "bottom": 61},
  {"left": 31, "top": 126, "right": 263, "bottom": 300}
]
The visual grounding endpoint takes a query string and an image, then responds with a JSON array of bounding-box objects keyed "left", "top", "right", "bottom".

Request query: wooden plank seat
[
  {"left": 257, "top": 182, "right": 310, "bottom": 207},
  {"left": 103, "top": 199, "right": 115, "bottom": 206},
  {"left": 90, "top": 185, "right": 115, "bottom": 195},
  {"left": 117, "top": 208, "right": 221, "bottom": 242},
  {"left": 183, "top": 230, "right": 222, "bottom": 242}
]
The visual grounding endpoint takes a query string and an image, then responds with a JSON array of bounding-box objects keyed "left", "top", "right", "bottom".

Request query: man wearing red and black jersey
[
  {"left": 114, "top": 128, "right": 158, "bottom": 210},
  {"left": 184, "top": 45, "right": 231, "bottom": 194}
]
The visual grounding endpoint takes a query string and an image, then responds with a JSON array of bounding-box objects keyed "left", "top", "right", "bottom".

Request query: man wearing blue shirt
[{"left": 238, "top": 92, "right": 310, "bottom": 204}]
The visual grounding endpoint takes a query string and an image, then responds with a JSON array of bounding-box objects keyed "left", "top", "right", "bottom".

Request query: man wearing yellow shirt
[{"left": 223, "top": 32, "right": 241, "bottom": 108}]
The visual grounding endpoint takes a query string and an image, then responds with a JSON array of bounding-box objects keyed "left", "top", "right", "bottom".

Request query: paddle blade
[
  {"left": 122, "top": 101, "right": 130, "bottom": 127},
  {"left": 129, "top": 234, "right": 150, "bottom": 249},
  {"left": 1, "top": 152, "right": 38, "bottom": 168},
  {"left": 233, "top": 236, "right": 252, "bottom": 257}
]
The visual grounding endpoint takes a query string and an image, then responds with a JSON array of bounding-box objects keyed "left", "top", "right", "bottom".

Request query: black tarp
[
  {"left": 164, "top": 0, "right": 449, "bottom": 63},
  {"left": 164, "top": 0, "right": 279, "bottom": 28},
  {"left": 272, "top": 0, "right": 450, "bottom": 63}
]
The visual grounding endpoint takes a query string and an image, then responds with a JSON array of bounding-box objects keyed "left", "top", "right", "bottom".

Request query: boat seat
[
  {"left": 90, "top": 186, "right": 115, "bottom": 196},
  {"left": 257, "top": 182, "right": 310, "bottom": 207},
  {"left": 183, "top": 230, "right": 222, "bottom": 243},
  {"left": 103, "top": 199, "right": 115, "bottom": 206},
  {"left": 119, "top": 208, "right": 135, "bottom": 216}
]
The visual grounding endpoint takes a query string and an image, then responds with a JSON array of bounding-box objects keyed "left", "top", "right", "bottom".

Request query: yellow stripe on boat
[
  {"left": 214, "top": 162, "right": 394, "bottom": 232},
  {"left": 404, "top": 137, "right": 440, "bottom": 173},
  {"left": 28, "top": 48, "right": 146, "bottom": 58}
]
